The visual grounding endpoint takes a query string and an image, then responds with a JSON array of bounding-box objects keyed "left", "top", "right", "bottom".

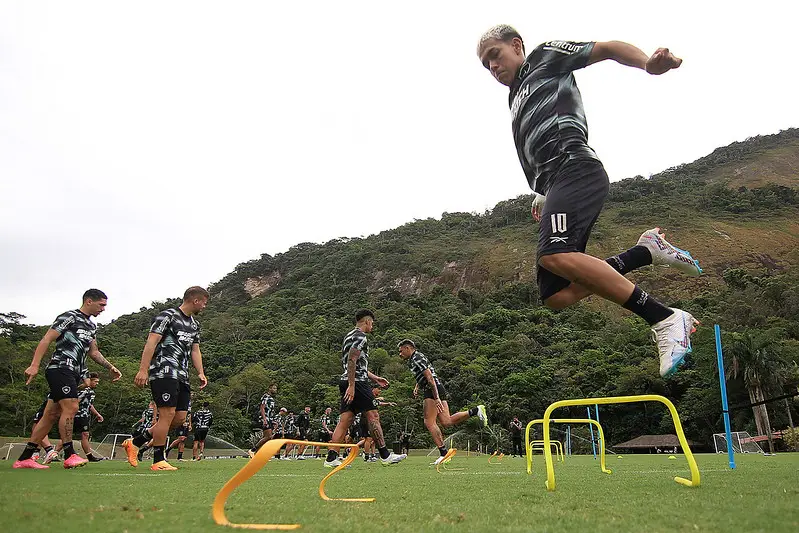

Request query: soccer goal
[
  {"left": 713, "top": 431, "right": 763, "bottom": 454},
  {"left": 94, "top": 433, "right": 132, "bottom": 460}
]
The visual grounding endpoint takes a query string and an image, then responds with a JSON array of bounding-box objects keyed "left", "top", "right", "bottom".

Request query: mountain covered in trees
[{"left": 2, "top": 129, "right": 799, "bottom": 452}]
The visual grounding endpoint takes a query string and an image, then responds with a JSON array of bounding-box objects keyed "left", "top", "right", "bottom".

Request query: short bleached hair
[{"left": 477, "top": 24, "right": 524, "bottom": 55}]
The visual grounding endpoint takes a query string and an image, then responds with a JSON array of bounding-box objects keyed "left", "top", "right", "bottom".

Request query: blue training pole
[
  {"left": 567, "top": 425, "right": 571, "bottom": 456},
  {"left": 715, "top": 324, "right": 736, "bottom": 469},
  {"left": 587, "top": 406, "right": 597, "bottom": 459},
  {"left": 595, "top": 404, "right": 601, "bottom": 451}
]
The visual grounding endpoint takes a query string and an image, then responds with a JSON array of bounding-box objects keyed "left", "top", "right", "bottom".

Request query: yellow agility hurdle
[
  {"left": 435, "top": 448, "right": 460, "bottom": 473},
  {"left": 213, "top": 439, "right": 373, "bottom": 529},
  {"left": 487, "top": 451, "right": 505, "bottom": 464},
  {"left": 529, "top": 439, "right": 564, "bottom": 463},
  {"left": 525, "top": 419, "right": 609, "bottom": 475},
  {"left": 542, "top": 395, "right": 700, "bottom": 491}
]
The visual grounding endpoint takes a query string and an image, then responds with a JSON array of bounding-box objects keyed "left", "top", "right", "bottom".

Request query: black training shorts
[
  {"left": 339, "top": 381, "right": 379, "bottom": 415},
  {"left": 45, "top": 367, "right": 80, "bottom": 401},
  {"left": 150, "top": 378, "right": 191, "bottom": 411},
  {"left": 33, "top": 397, "right": 49, "bottom": 423},
  {"left": 194, "top": 428, "right": 209, "bottom": 442},
  {"left": 176, "top": 426, "right": 189, "bottom": 438},
  {"left": 537, "top": 159, "right": 610, "bottom": 301},
  {"left": 423, "top": 380, "right": 448, "bottom": 401},
  {"left": 74, "top": 416, "right": 91, "bottom": 433},
  {"left": 317, "top": 431, "right": 331, "bottom": 443}
]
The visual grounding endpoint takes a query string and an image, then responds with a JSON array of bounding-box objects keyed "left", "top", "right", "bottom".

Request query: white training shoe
[
  {"left": 433, "top": 454, "right": 451, "bottom": 466},
  {"left": 637, "top": 228, "right": 702, "bottom": 276},
  {"left": 381, "top": 452, "right": 407, "bottom": 466},
  {"left": 651, "top": 309, "right": 699, "bottom": 377},
  {"left": 323, "top": 457, "right": 344, "bottom": 468},
  {"left": 42, "top": 450, "right": 59, "bottom": 465},
  {"left": 476, "top": 405, "right": 488, "bottom": 427}
]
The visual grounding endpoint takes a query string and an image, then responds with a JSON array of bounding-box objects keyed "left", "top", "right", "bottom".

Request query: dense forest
[{"left": 2, "top": 129, "right": 798, "bottom": 453}]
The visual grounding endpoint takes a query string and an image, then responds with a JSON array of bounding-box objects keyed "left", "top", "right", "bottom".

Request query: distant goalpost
[{"left": 713, "top": 431, "right": 763, "bottom": 454}]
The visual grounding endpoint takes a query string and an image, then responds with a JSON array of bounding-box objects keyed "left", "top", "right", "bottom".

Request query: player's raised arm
[{"left": 588, "top": 41, "right": 682, "bottom": 74}]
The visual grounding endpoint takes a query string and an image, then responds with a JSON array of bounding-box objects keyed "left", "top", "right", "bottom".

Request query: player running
[
  {"left": 15, "top": 289, "right": 122, "bottom": 469},
  {"left": 397, "top": 339, "right": 487, "bottom": 465},
  {"left": 124, "top": 286, "right": 209, "bottom": 471},
  {"left": 476, "top": 26, "right": 701, "bottom": 377}
]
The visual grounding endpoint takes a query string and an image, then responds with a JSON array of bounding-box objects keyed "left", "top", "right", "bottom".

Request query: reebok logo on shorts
[{"left": 549, "top": 236, "right": 568, "bottom": 243}]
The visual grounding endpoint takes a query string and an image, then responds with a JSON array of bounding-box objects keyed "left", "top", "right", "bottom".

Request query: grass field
[{"left": 1, "top": 452, "right": 797, "bottom": 533}]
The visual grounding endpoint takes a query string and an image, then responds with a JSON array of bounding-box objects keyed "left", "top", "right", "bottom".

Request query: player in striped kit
[{"left": 191, "top": 402, "right": 213, "bottom": 460}]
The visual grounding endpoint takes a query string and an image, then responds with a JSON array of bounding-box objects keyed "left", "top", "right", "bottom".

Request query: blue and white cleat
[
  {"left": 652, "top": 309, "right": 699, "bottom": 377},
  {"left": 638, "top": 228, "right": 702, "bottom": 277}
]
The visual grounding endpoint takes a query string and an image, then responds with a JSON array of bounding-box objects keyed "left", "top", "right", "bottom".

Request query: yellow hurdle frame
[
  {"left": 487, "top": 451, "right": 505, "bottom": 464},
  {"left": 435, "top": 448, "right": 460, "bottom": 472},
  {"left": 525, "top": 420, "right": 609, "bottom": 475},
  {"left": 541, "top": 395, "right": 700, "bottom": 491},
  {"left": 529, "top": 439, "right": 564, "bottom": 464},
  {"left": 213, "top": 439, "right": 374, "bottom": 530}
]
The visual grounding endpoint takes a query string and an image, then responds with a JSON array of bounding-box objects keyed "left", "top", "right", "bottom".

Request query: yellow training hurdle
[
  {"left": 487, "top": 451, "right": 505, "bottom": 464},
  {"left": 541, "top": 395, "right": 700, "bottom": 491},
  {"left": 213, "top": 439, "right": 373, "bottom": 529},
  {"left": 435, "top": 448, "right": 460, "bottom": 472},
  {"left": 528, "top": 439, "right": 564, "bottom": 463},
  {"left": 525, "top": 419, "right": 609, "bottom": 475}
]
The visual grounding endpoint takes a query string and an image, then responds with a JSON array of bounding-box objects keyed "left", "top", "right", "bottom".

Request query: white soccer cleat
[
  {"left": 42, "top": 450, "right": 59, "bottom": 465},
  {"left": 381, "top": 452, "right": 407, "bottom": 466},
  {"left": 433, "top": 454, "right": 451, "bottom": 466},
  {"left": 476, "top": 405, "right": 488, "bottom": 427},
  {"left": 637, "top": 228, "right": 702, "bottom": 276},
  {"left": 323, "top": 457, "right": 344, "bottom": 468},
  {"left": 651, "top": 309, "right": 699, "bottom": 377}
]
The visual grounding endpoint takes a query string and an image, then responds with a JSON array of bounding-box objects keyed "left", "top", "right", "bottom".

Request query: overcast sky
[{"left": 2, "top": 1, "right": 797, "bottom": 326}]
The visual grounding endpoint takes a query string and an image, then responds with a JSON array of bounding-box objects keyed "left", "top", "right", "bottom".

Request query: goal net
[{"left": 713, "top": 431, "right": 763, "bottom": 454}]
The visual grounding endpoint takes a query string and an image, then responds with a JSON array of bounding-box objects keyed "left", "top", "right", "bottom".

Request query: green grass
[{"left": 1, "top": 453, "right": 797, "bottom": 533}]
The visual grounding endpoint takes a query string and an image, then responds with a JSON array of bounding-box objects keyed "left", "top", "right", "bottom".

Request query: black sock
[
  {"left": 606, "top": 246, "right": 652, "bottom": 275},
  {"left": 468, "top": 407, "right": 478, "bottom": 417},
  {"left": 378, "top": 446, "right": 390, "bottom": 459},
  {"left": 177, "top": 452, "right": 183, "bottom": 459},
  {"left": 326, "top": 450, "right": 338, "bottom": 462},
  {"left": 18, "top": 442, "right": 39, "bottom": 461},
  {"left": 63, "top": 441, "right": 75, "bottom": 459},
  {"left": 132, "top": 430, "right": 151, "bottom": 447},
  {"left": 44, "top": 445, "right": 54, "bottom": 453},
  {"left": 165, "top": 447, "right": 171, "bottom": 458},
  {"left": 439, "top": 446, "right": 448, "bottom": 456},
  {"left": 153, "top": 446, "right": 165, "bottom": 463},
  {"left": 623, "top": 286, "right": 674, "bottom": 325}
]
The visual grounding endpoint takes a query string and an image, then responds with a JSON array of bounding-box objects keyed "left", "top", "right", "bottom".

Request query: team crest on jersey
[
  {"left": 62, "top": 386, "right": 71, "bottom": 394},
  {"left": 162, "top": 393, "right": 171, "bottom": 402}
]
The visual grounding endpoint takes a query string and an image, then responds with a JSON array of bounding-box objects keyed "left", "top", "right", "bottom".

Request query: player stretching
[
  {"left": 476, "top": 26, "right": 702, "bottom": 377},
  {"left": 192, "top": 402, "right": 213, "bottom": 460},
  {"left": 324, "top": 309, "right": 406, "bottom": 467},
  {"left": 248, "top": 383, "right": 278, "bottom": 457},
  {"left": 397, "top": 339, "right": 487, "bottom": 465},
  {"left": 15, "top": 289, "right": 122, "bottom": 469},
  {"left": 124, "top": 286, "right": 209, "bottom": 471}
]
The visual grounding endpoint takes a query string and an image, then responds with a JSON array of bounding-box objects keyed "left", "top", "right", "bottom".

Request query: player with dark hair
[
  {"left": 124, "top": 286, "right": 209, "bottom": 470},
  {"left": 397, "top": 339, "right": 487, "bottom": 465},
  {"left": 192, "top": 401, "right": 213, "bottom": 460},
  {"left": 249, "top": 383, "right": 278, "bottom": 457},
  {"left": 324, "top": 309, "right": 406, "bottom": 467},
  {"left": 476, "top": 26, "right": 702, "bottom": 377},
  {"left": 16, "top": 289, "right": 121, "bottom": 469}
]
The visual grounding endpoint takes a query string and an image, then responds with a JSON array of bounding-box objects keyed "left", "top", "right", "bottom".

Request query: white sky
[{"left": 1, "top": 1, "right": 797, "bottom": 326}]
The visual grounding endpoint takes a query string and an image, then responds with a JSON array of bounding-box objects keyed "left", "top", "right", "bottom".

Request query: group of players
[
  {"left": 15, "top": 25, "right": 701, "bottom": 474},
  {"left": 130, "top": 398, "right": 214, "bottom": 463}
]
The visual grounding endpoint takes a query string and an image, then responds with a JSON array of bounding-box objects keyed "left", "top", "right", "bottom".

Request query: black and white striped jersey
[
  {"left": 340, "top": 328, "right": 369, "bottom": 382},
  {"left": 509, "top": 40, "right": 598, "bottom": 195},
  {"left": 260, "top": 393, "right": 277, "bottom": 421},
  {"left": 140, "top": 407, "right": 155, "bottom": 428},
  {"left": 45, "top": 310, "right": 97, "bottom": 378},
  {"left": 148, "top": 308, "right": 200, "bottom": 384},
  {"left": 320, "top": 413, "right": 334, "bottom": 431},
  {"left": 192, "top": 408, "right": 213, "bottom": 429},
  {"left": 76, "top": 387, "right": 96, "bottom": 418},
  {"left": 407, "top": 350, "right": 439, "bottom": 387},
  {"left": 284, "top": 415, "right": 298, "bottom": 436},
  {"left": 183, "top": 407, "right": 192, "bottom": 428}
]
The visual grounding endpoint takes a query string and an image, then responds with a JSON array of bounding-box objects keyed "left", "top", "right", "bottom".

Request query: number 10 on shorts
[{"left": 550, "top": 213, "right": 567, "bottom": 233}]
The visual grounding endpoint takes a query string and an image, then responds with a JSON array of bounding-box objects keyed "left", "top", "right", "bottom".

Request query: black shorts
[
  {"left": 423, "top": 380, "right": 448, "bottom": 401},
  {"left": 349, "top": 424, "right": 362, "bottom": 440},
  {"left": 537, "top": 159, "right": 610, "bottom": 301},
  {"left": 317, "top": 431, "right": 331, "bottom": 443},
  {"left": 194, "top": 428, "right": 209, "bottom": 442},
  {"left": 339, "top": 381, "right": 379, "bottom": 415},
  {"left": 45, "top": 367, "right": 80, "bottom": 401},
  {"left": 176, "top": 426, "right": 189, "bottom": 438},
  {"left": 150, "top": 378, "right": 191, "bottom": 411},
  {"left": 274, "top": 432, "right": 284, "bottom": 439},
  {"left": 74, "top": 416, "right": 91, "bottom": 433},
  {"left": 33, "top": 397, "right": 49, "bottom": 423},
  {"left": 298, "top": 428, "right": 308, "bottom": 440}
]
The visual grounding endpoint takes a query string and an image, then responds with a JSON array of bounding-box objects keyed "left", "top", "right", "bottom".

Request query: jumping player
[
  {"left": 476, "top": 26, "right": 702, "bottom": 377},
  {"left": 397, "top": 339, "right": 487, "bottom": 465},
  {"left": 15, "top": 289, "right": 122, "bottom": 469},
  {"left": 124, "top": 286, "right": 209, "bottom": 471},
  {"left": 323, "top": 309, "right": 406, "bottom": 467}
]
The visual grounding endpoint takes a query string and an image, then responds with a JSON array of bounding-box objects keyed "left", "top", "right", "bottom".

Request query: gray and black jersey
[
  {"left": 340, "top": 328, "right": 369, "bottom": 382},
  {"left": 407, "top": 350, "right": 439, "bottom": 387},
  {"left": 192, "top": 408, "right": 213, "bottom": 429},
  {"left": 148, "top": 308, "right": 200, "bottom": 384},
  {"left": 509, "top": 40, "right": 598, "bottom": 195},
  {"left": 260, "top": 393, "right": 277, "bottom": 421},
  {"left": 45, "top": 310, "right": 97, "bottom": 378},
  {"left": 297, "top": 412, "right": 310, "bottom": 432},
  {"left": 76, "top": 387, "right": 96, "bottom": 418},
  {"left": 139, "top": 407, "right": 155, "bottom": 429},
  {"left": 183, "top": 406, "right": 192, "bottom": 428},
  {"left": 320, "top": 413, "right": 334, "bottom": 431},
  {"left": 284, "top": 415, "right": 297, "bottom": 436}
]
